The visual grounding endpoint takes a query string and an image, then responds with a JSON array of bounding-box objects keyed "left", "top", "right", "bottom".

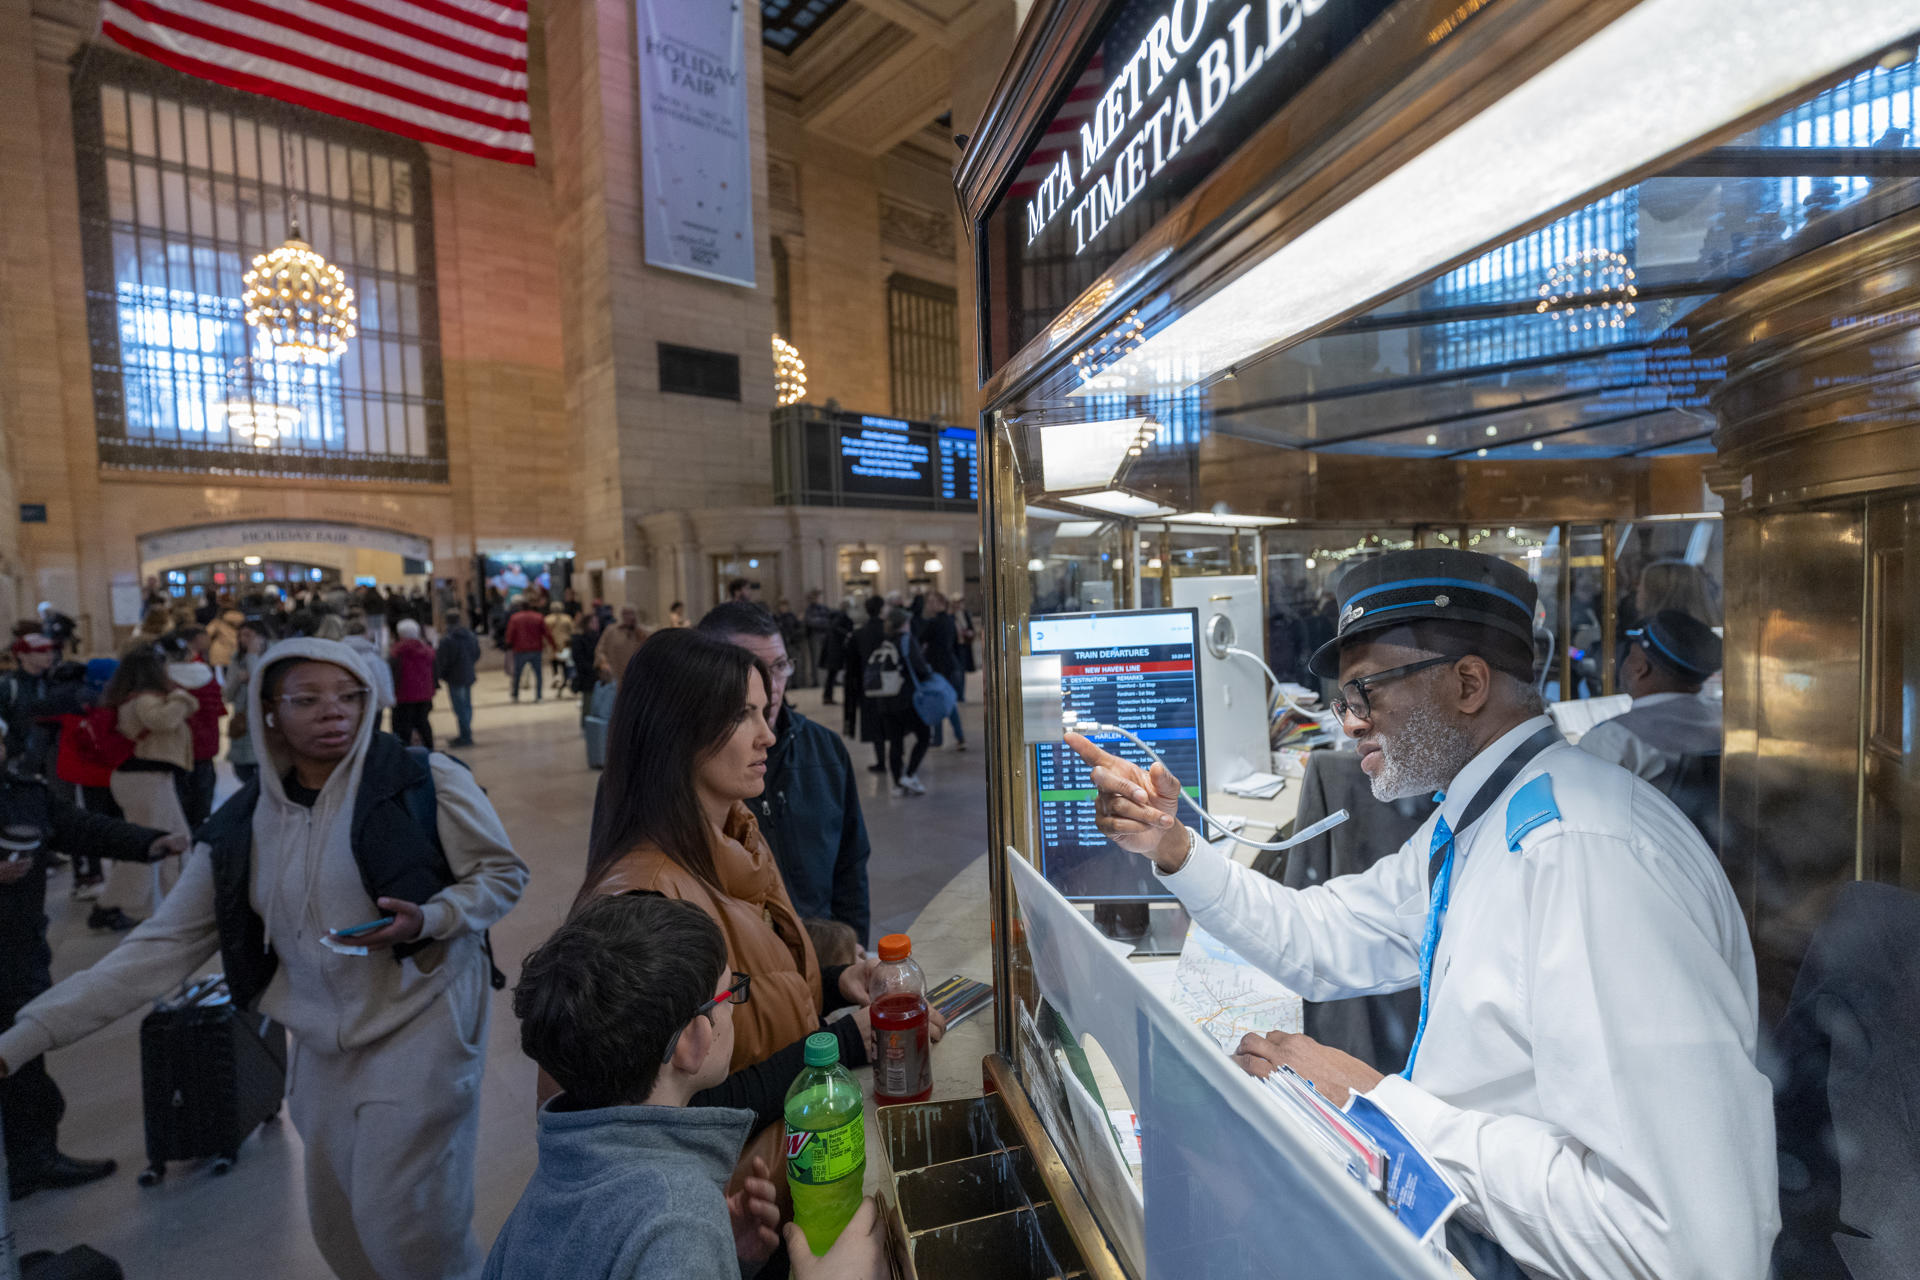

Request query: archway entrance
[{"left": 136, "top": 519, "right": 436, "bottom": 610}]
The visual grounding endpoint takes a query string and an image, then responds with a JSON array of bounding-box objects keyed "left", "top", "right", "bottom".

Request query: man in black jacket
[
  {"left": 697, "top": 603, "right": 872, "bottom": 944},
  {"left": 846, "top": 597, "right": 888, "bottom": 773},
  {"left": 0, "top": 732, "right": 186, "bottom": 1198},
  {"left": 435, "top": 612, "right": 482, "bottom": 748}
]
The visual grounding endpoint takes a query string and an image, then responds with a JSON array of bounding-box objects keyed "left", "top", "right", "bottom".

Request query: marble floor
[{"left": 7, "top": 666, "right": 991, "bottom": 1276}]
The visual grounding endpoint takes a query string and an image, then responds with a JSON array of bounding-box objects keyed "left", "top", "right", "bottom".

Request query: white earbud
[{"left": 264, "top": 713, "right": 276, "bottom": 727}]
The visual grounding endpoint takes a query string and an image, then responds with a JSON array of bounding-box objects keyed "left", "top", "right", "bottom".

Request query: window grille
[
  {"left": 887, "top": 274, "right": 961, "bottom": 422},
  {"left": 73, "top": 51, "right": 446, "bottom": 482}
]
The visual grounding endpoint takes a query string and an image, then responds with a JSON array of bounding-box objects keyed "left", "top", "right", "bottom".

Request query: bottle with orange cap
[{"left": 869, "top": 932, "right": 932, "bottom": 1104}]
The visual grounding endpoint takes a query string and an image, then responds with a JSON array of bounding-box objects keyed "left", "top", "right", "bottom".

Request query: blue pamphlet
[{"left": 1343, "top": 1091, "right": 1465, "bottom": 1245}]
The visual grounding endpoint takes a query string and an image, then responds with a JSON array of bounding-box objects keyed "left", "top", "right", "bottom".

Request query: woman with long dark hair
[{"left": 580, "top": 629, "right": 922, "bottom": 1197}]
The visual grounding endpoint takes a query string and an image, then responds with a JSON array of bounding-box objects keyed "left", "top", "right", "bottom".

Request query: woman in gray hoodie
[{"left": 0, "top": 637, "right": 529, "bottom": 1280}]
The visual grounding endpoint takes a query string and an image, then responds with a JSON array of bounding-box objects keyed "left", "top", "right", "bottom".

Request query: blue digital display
[
  {"left": 938, "top": 426, "right": 978, "bottom": 503},
  {"left": 840, "top": 425, "right": 933, "bottom": 499}
]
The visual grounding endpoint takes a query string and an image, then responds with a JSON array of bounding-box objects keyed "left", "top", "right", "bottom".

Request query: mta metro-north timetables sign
[{"left": 1029, "top": 610, "right": 1208, "bottom": 901}]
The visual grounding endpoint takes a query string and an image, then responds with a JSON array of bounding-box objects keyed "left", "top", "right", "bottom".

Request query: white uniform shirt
[
  {"left": 1577, "top": 691, "right": 1721, "bottom": 789},
  {"left": 1157, "top": 715, "right": 1776, "bottom": 1279}
]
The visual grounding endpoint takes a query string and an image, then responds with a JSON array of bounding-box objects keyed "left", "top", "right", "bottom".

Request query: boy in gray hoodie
[{"left": 489, "top": 893, "right": 889, "bottom": 1280}]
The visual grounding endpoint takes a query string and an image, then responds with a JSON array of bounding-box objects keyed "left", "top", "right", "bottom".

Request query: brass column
[
  {"left": 1600, "top": 520, "right": 1617, "bottom": 695},
  {"left": 1558, "top": 522, "right": 1573, "bottom": 697}
]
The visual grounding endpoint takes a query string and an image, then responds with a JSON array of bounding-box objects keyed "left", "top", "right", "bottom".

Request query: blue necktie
[{"left": 1405, "top": 814, "right": 1456, "bottom": 1078}]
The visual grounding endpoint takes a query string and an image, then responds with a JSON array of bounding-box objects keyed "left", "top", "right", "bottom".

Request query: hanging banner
[{"left": 638, "top": 0, "right": 755, "bottom": 288}]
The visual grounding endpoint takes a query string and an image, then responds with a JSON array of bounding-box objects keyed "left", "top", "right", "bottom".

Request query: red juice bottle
[{"left": 869, "top": 933, "right": 932, "bottom": 1104}]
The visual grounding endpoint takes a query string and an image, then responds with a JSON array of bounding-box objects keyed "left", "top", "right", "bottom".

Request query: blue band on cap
[
  {"left": 1345, "top": 576, "right": 1532, "bottom": 616},
  {"left": 1626, "top": 624, "right": 1710, "bottom": 678}
]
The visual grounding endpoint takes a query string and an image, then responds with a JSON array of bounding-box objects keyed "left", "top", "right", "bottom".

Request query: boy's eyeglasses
[{"left": 661, "top": 972, "right": 751, "bottom": 1064}]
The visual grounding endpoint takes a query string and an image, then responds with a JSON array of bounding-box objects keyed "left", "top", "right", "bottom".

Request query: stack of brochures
[
  {"left": 927, "top": 975, "right": 994, "bottom": 1029},
  {"left": 1256, "top": 1064, "right": 1464, "bottom": 1247},
  {"left": 1221, "top": 771, "right": 1288, "bottom": 800},
  {"left": 1261, "top": 1065, "right": 1388, "bottom": 1193}
]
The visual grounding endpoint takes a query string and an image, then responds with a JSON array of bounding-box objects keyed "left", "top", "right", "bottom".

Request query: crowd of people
[{"left": 0, "top": 573, "right": 977, "bottom": 1279}]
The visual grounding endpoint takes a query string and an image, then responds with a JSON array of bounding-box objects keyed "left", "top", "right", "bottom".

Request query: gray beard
[{"left": 1369, "top": 703, "right": 1479, "bottom": 802}]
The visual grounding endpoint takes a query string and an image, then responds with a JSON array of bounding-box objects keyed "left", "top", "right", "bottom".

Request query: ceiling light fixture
[
  {"left": 1060, "top": 490, "right": 1179, "bottom": 518},
  {"left": 243, "top": 221, "right": 356, "bottom": 365},
  {"left": 1066, "top": 0, "right": 1918, "bottom": 397},
  {"left": 1038, "top": 417, "right": 1155, "bottom": 492},
  {"left": 773, "top": 335, "right": 809, "bottom": 406},
  {"left": 1536, "top": 248, "right": 1637, "bottom": 333},
  {"left": 1162, "top": 512, "right": 1298, "bottom": 527}
]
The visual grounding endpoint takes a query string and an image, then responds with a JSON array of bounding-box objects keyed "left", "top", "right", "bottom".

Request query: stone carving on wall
[
  {"left": 768, "top": 156, "right": 801, "bottom": 215},
  {"left": 879, "top": 195, "right": 955, "bottom": 259}
]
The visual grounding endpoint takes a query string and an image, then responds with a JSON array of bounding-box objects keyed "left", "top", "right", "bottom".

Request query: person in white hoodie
[{"left": 0, "top": 637, "right": 529, "bottom": 1280}]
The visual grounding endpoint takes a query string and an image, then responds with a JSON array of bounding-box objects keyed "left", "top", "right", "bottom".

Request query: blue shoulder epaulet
[{"left": 1505, "top": 773, "right": 1561, "bottom": 851}]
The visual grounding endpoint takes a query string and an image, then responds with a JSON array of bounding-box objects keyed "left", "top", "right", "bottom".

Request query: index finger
[{"left": 1064, "top": 731, "right": 1128, "bottom": 773}]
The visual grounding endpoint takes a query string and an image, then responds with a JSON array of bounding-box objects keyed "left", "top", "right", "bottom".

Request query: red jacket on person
[
  {"left": 505, "top": 609, "right": 550, "bottom": 654},
  {"left": 185, "top": 672, "right": 225, "bottom": 762},
  {"left": 390, "top": 638, "right": 436, "bottom": 704}
]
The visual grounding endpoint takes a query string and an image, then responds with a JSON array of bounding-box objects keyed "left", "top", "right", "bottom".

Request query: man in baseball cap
[
  {"left": 0, "top": 635, "right": 60, "bottom": 775},
  {"left": 1067, "top": 548, "right": 1772, "bottom": 1278}
]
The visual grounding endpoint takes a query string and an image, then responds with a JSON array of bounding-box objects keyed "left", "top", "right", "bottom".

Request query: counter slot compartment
[
  {"left": 907, "top": 1201, "right": 1078, "bottom": 1279},
  {"left": 878, "top": 1093, "right": 1016, "bottom": 1173},
  {"left": 894, "top": 1145, "right": 1049, "bottom": 1233}
]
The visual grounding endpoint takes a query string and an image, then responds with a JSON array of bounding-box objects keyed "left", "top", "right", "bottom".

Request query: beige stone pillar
[{"left": 544, "top": 0, "right": 780, "bottom": 616}]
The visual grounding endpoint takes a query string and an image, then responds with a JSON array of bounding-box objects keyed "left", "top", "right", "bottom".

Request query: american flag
[
  {"left": 1007, "top": 51, "right": 1104, "bottom": 199},
  {"left": 101, "top": 0, "right": 534, "bottom": 166}
]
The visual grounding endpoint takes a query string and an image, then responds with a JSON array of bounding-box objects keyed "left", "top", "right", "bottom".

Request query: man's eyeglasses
[
  {"left": 661, "top": 972, "right": 751, "bottom": 1063},
  {"left": 768, "top": 658, "right": 796, "bottom": 679},
  {"left": 1330, "top": 656, "right": 1457, "bottom": 722},
  {"left": 276, "top": 687, "right": 372, "bottom": 715}
]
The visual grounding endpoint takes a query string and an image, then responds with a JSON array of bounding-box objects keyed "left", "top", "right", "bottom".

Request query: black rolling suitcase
[
  {"left": 19, "top": 1246, "right": 124, "bottom": 1278},
  {"left": 137, "top": 976, "right": 287, "bottom": 1185}
]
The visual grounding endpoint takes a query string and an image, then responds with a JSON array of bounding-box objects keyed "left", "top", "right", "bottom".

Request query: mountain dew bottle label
[
  {"left": 785, "top": 1113, "right": 865, "bottom": 1186},
  {"left": 785, "top": 1032, "right": 867, "bottom": 1255}
]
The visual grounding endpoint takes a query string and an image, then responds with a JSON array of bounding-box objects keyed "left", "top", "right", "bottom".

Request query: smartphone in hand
[{"left": 331, "top": 915, "right": 396, "bottom": 939}]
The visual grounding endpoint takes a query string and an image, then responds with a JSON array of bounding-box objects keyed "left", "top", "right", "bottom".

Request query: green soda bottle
[{"left": 784, "top": 1031, "right": 867, "bottom": 1256}]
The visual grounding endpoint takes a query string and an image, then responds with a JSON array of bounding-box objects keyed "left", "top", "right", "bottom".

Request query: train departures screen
[{"left": 1028, "top": 609, "right": 1207, "bottom": 901}]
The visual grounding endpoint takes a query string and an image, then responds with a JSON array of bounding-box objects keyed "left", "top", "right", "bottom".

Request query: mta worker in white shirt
[
  {"left": 1576, "top": 609, "right": 1723, "bottom": 791},
  {"left": 1066, "top": 548, "right": 1775, "bottom": 1280}
]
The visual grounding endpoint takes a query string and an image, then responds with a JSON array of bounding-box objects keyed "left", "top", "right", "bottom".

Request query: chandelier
[
  {"left": 216, "top": 356, "right": 304, "bottom": 449},
  {"left": 1535, "top": 249, "right": 1637, "bottom": 334},
  {"left": 773, "top": 334, "right": 808, "bottom": 406},
  {"left": 243, "top": 221, "right": 357, "bottom": 364}
]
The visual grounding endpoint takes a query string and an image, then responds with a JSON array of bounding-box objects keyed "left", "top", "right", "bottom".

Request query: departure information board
[
  {"left": 937, "top": 427, "right": 978, "bottom": 502},
  {"left": 1028, "top": 609, "right": 1206, "bottom": 901},
  {"left": 839, "top": 417, "right": 933, "bottom": 501}
]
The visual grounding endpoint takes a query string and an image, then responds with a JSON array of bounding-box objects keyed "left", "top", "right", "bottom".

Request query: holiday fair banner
[{"left": 638, "top": 0, "right": 755, "bottom": 288}]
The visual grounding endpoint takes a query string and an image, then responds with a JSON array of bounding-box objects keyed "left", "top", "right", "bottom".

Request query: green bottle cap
[{"left": 803, "top": 1031, "right": 841, "bottom": 1068}]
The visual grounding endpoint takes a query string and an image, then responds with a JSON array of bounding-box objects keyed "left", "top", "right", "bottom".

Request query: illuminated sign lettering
[{"left": 1025, "top": 0, "right": 1332, "bottom": 255}]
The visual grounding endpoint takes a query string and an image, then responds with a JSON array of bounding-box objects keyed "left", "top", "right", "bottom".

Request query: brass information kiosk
[{"left": 869, "top": 3, "right": 1920, "bottom": 1276}]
